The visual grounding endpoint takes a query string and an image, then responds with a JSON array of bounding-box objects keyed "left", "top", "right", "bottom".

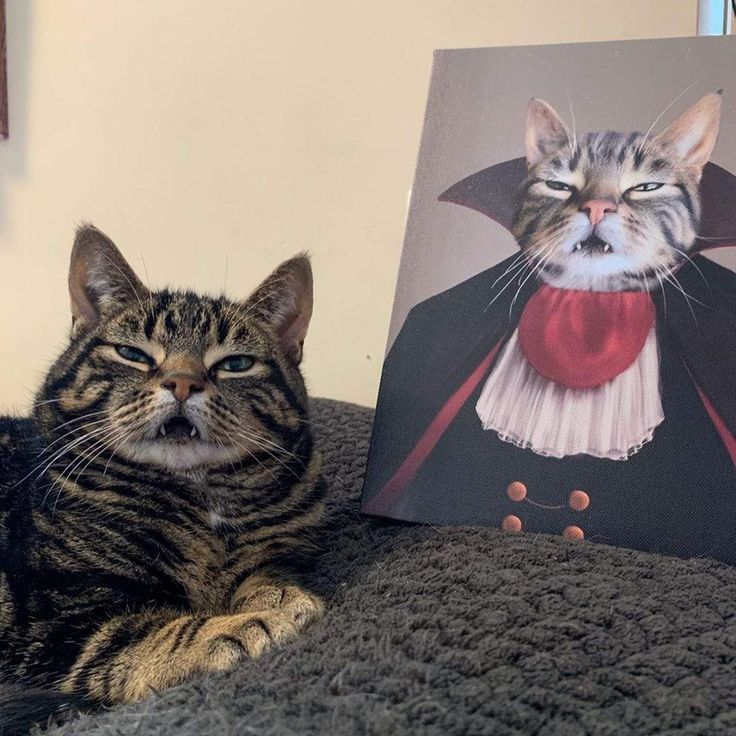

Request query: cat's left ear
[
  {"left": 68, "top": 224, "right": 149, "bottom": 333},
  {"left": 525, "top": 98, "right": 571, "bottom": 167},
  {"left": 656, "top": 91, "right": 722, "bottom": 175},
  {"left": 245, "top": 254, "right": 313, "bottom": 364}
]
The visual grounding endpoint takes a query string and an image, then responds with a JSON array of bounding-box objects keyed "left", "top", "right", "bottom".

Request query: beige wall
[{"left": 0, "top": 0, "right": 697, "bottom": 411}]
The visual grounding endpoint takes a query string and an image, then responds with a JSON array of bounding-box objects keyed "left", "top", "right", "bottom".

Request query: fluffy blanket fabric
[{"left": 43, "top": 399, "right": 736, "bottom": 736}]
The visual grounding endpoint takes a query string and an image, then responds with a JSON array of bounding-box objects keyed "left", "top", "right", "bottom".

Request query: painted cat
[{"left": 363, "top": 93, "right": 736, "bottom": 564}]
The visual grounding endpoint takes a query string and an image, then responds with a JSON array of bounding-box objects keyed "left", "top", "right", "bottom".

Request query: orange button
[
  {"left": 568, "top": 490, "right": 590, "bottom": 511},
  {"left": 502, "top": 515, "right": 522, "bottom": 532},
  {"left": 563, "top": 525, "right": 584, "bottom": 541},
  {"left": 506, "top": 481, "right": 527, "bottom": 502}
]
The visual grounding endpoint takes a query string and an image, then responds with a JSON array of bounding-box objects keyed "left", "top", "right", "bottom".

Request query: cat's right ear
[
  {"left": 68, "top": 224, "right": 148, "bottom": 333},
  {"left": 525, "top": 98, "right": 571, "bottom": 167},
  {"left": 656, "top": 91, "right": 722, "bottom": 176}
]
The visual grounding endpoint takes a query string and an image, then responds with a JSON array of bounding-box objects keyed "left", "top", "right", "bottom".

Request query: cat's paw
[
  {"left": 232, "top": 578, "right": 324, "bottom": 626},
  {"left": 205, "top": 593, "right": 322, "bottom": 668},
  {"left": 205, "top": 611, "right": 294, "bottom": 665}
]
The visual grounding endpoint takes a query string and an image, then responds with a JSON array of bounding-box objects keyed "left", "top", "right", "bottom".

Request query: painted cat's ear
[
  {"left": 245, "top": 254, "right": 313, "bottom": 364},
  {"left": 68, "top": 224, "right": 148, "bottom": 332},
  {"left": 525, "top": 98, "right": 571, "bottom": 167},
  {"left": 656, "top": 92, "right": 722, "bottom": 175}
]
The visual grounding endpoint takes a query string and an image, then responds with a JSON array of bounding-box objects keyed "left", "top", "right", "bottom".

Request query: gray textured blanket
[{"left": 45, "top": 399, "right": 736, "bottom": 735}]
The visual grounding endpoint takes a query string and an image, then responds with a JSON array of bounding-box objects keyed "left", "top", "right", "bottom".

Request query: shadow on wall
[{"left": 0, "top": 0, "right": 32, "bottom": 233}]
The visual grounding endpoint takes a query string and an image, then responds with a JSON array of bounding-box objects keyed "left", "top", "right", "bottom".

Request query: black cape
[{"left": 362, "top": 158, "right": 736, "bottom": 564}]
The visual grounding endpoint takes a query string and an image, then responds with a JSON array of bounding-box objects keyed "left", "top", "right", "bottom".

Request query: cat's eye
[
  {"left": 630, "top": 182, "right": 665, "bottom": 192},
  {"left": 115, "top": 345, "right": 153, "bottom": 366},
  {"left": 215, "top": 355, "right": 255, "bottom": 373},
  {"left": 545, "top": 180, "right": 575, "bottom": 192}
]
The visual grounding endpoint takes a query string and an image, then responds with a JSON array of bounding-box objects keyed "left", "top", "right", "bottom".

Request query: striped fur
[
  {"left": 511, "top": 93, "right": 721, "bottom": 292},
  {"left": 0, "top": 226, "right": 325, "bottom": 718}
]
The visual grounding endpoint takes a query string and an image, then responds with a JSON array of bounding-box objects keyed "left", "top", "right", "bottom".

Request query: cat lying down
[{"left": 0, "top": 227, "right": 325, "bottom": 733}]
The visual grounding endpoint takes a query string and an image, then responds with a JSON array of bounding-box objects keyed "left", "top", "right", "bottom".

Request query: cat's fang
[
  {"left": 190, "top": 427, "right": 197, "bottom": 437},
  {"left": 603, "top": 243, "right": 612, "bottom": 253},
  {"left": 574, "top": 243, "right": 582, "bottom": 252},
  {"left": 160, "top": 425, "right": 166, "bottom": 436}
]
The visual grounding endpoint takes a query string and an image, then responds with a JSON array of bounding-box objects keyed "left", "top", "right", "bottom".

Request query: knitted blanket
[{"left": 45, "top": 399, "right": 736, "bottom": 736}]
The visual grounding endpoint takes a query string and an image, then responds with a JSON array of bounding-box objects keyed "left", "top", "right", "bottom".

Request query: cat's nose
[
  {"left": 580, "top": 199, "right": 618, "bottom": 226},
  {"left": 161, "top": 374, "right": 205, "bottom": 402}
]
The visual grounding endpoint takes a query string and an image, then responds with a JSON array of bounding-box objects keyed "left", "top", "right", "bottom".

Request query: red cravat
[{"left": 518, "top": 285, "right": 656, "bottom": 389}]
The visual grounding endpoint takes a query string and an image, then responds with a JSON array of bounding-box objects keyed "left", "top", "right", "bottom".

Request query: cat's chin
[
  {"left": 120, "top": 439, "right": 239, "bottom": 472},
  {"left": 537, "top": 252, "right": 665, "bottom": 292},
  {"left": 538, "top": 268, "right": 641, "bottom": 292}
]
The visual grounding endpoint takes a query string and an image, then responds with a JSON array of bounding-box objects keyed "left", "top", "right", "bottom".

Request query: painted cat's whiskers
[
  {"left": 564, "top": 89, "right": 578, "bottom": 156},
  {"left": 642, "top": 82, "right": 698, "bottom": 143},
  {"left": 674, "top": 249, "right": 710, "bottom": 290},
  {"left": 488, "top": 250, "right": 529, "bottom": 291},
  {"left": 648, "top": 254, "right": 703, "bottom": 325},
  {"left": 483, "top": 255, "right": 535, "bottom": 313},
  {"left": 509, "top": 242, "right": 559, "bottom": 318}
]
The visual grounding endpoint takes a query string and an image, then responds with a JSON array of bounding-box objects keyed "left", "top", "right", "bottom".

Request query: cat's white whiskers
[
  {"left": 673, "top": 249, "right": 710, "bottom": 290},
  {"left": 564, "top": 89, "right": 578, "bottom": 153},
  {"left": 28, "top": 398, "right": 65, "bottom": 409},
  {"left": 483, "top": 239, "right": 560, "bottom": 314},
  {"left": 483, "top": 259, "right": 534, "bottom": 313},
  {"left": 48, "top": 425, "right": 142, "bottom": 515},
  {"left": 509, "top": 244, "right": 557, "bottom": 318},
  {"left": 218, "top": 430, "right": 280, "bottom": 484},
  {"left": 40, "top": 414, "right": 113, "bottom": 454},
  {"left": 40, "top": 403, "right": 143, "bottom": 455},
  {"left": 694, "top": 234, "right": 736, "bottom": 241},
  {"left": 654, "top": 269, "right": 668, "bottom": 317},
  {"left": 642, "top": 82, "right": 698, "bottom": 143},
  {"left": 649, "top": 255, "right": 704, "bottom": 326},
  {"left": 17, "top": 422, "right": 119, "bottom": 493},
  {"left": 488, "top": 251, "right": 530, "bottom": 291},
  {"left": 233, "top": 428, "right": 306, "bottom": 472},
  {"left": 72, "top": 421, "right": 146, "bottom": 487},
  {"left": 225, "top": 421, "right": 303, "bottom": 478},
  {"left": 44, "top": 413, "right": 150, "bottom": 506}
]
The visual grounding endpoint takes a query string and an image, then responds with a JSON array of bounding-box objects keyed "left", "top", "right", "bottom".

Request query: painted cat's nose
[
  {"left": 161, "top": 374, "right": 205, "bottom": 402},
  {"left": 580, "top": 199, "right": 618, "bottom": 226}
]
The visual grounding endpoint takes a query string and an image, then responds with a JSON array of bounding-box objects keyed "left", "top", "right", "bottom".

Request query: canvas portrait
[{"left": 361, "top": 35, "right": 736, "bottom": 564}]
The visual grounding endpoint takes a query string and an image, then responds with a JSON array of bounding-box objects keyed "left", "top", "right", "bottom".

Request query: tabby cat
[{"left": 0, "top": 226, "right": 325, "bottom": 732}]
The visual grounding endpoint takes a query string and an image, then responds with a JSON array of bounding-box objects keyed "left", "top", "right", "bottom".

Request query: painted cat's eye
[
  {"left": 545, "top": 180, "right": 575, "bottom": 192},
  {"left": 215, "top": 355, "right": 255, "bottom": 373},
  {"left": 630, "top": 182, "right": 665, "bottom": 192},
  {"left": 115, "top": 345, "right": 153, "bottom": 366}
]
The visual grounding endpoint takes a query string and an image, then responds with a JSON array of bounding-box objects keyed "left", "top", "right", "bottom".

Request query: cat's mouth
[
  {"left": 157, "top": 416, "right": 200, "bottom": 440},
  {"left": 572, "top": 235, "right": 613, "bottom": 255}
]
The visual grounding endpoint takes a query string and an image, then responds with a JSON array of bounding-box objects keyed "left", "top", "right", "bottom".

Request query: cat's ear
[
  {"left": 525, "top": 98, "right": 571, "bottom": 167},
  {"left": 245, "top": 254, "right": 313, "bottom": 364},
  {"left": 656, "top": 92, "right": 722, "bottom": 175},
  {"left": 68, "top": 224, "right": 148, "bottom": 332}
]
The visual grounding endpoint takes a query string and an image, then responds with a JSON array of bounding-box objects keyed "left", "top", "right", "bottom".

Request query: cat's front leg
[{"left": 61, "top": 601, "right": 321, "bottom": 704}]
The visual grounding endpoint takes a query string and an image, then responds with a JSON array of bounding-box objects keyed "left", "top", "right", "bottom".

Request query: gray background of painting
[{"left": 386, "top": 35, "right": 736, "bottom": 349}]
